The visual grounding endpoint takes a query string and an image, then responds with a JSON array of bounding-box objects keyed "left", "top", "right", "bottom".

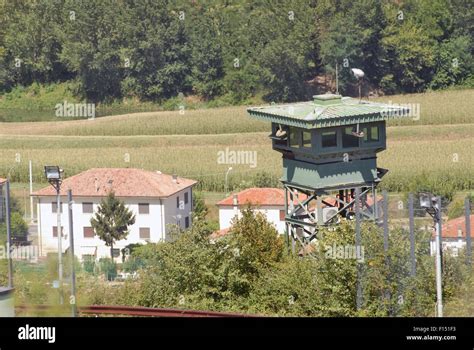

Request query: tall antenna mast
[
  {"left": 351, "top": 68, "right": 365, "bottom": 102},
  {"left": 335, "top": 62, "right": 339, "bottom": 95}
]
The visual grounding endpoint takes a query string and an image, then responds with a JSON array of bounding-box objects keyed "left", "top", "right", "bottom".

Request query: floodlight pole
[
  {"left": 56, "top": 184, "right": 63, "bottom": 304},
  {"left": 434, "top": 196, "right": 443, "bottom": 317},
  {"left": 420, "top": 193, "right": 443, "bottom": 317},
  {"left": 46, "top": 173, "right": 64, "bottom": 305},
  {"left": 67, "top": 189, "right": 77, "bottom": 317},
  {"left": 465, "top": 197, "right": 472, "bottom": 266}
]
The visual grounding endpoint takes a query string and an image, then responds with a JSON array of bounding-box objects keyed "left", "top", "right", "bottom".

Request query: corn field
[{"left": 0, "top": 89, "right": 472, "bottom": 193}]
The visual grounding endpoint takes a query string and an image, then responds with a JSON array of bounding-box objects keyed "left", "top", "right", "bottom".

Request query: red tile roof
[
  {"left": 217, "top": 187, "right": 381, "bottom": 208},
  {"left": 217, "top": 188, "right": 285, "bottom": 206},
  {"left": 210, "top": 227, "right": 231, "bottom": 240},
  {"left": 441, "top": 215, "right": 474, "bottom": 239},
  {"left": 217, "top": 188, "right": 292, "bottom": 207},
  {"left": 32, "top": 168, "right": 197, "bottom": 198}
]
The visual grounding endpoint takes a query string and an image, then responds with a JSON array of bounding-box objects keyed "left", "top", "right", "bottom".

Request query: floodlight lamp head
[
  {"left": 275, "top": 124, "right": 287, "bottom": 138},
  {"left": 419, "top": 192, "right": 434, "bottom": 209},
  {"left": 351, "top": 124, "right": 365, "bottom": 138},
  {"left": 351, "top": 68, "right": 365, "bottom": 80},
  {"left": 44, "top": 165, "right": 62, "bottom": 182}
]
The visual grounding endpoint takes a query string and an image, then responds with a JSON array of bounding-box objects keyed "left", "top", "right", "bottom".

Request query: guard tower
[{"left": 247, "top": 94, "right": 410, "bottom": 249}]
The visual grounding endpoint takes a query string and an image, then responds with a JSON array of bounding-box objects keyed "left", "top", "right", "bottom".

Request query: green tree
[
  {"left": 90, "top": 191, "right": 136, "bottom": 260},
  {"left": 253, "top": 0, "right": 318, "bottom": 102},
  {"left": 60, "top": 0, "right": 125, "bottom": 102},
  {"left": 0, "top": 0, "right": 69, "bottom": 88},
  {"left": 188, "top": 10, "right": 224, "bottom": 99},
  {"left": 318, "top": 0, "right": 386, "bottom": 94},
  {"left": 430, "top": 36, "right": 474, "bottom": 89},
  {"left": 120, "top": 0, "right": 191, "bottom": 101},
  {"left": 192, "top": 192, "right": 208, "bottom": 222},
  {"left": 227, "top": 206, "right": 284, "bottom": 276}
]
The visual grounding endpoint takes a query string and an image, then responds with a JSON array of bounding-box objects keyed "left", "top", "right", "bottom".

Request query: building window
[
  {"left": 185, "top": 216, "right": 190, "bottom": 228},
  {"left": 176, "top": 196, "right": 180, "bottom": 208},
  {"left": 302, "top": 131, "right": 311, "bottom": 148},
  {"left": 184, "top": 192, "right": 189, "bottom": 205},
  {"left": 139, "top": 227, "right": 150, "bottom": 239},
  {"left": 363, "top": 125, "right": 380, "bottom": 143},
  {"left": 321, "top": 130, "right": 337, "bottom": 148},
  {"left": 342, "top": 127, "right": 359, "bottom": 148},
  {"left": 82, "top": 202, "right": 93, "bottom": 213},
  {"left": 52, "top": 226, "right": 63, "bottom": 238},
  {"left": 138, "top": 203, "right": 149, "bottom": 214},
  {"left": 83, "top": 227, "right": 95, "bottom": 238},
  {"left": 112, "top": 249, "right": 120, "bottom": 258},
  {"left": 279, "top": 210, "right": 286, "bottom": 221},
  {"left": 52, "top": 202, "right": 62, "bottom": 213},
  {"left": 289, "top": 128, "right": 300, "bottom": 148}
]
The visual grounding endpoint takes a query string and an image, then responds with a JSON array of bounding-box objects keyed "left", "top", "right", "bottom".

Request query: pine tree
[{"left": 90, "top": 191, "right": 136, "bottom": 260}]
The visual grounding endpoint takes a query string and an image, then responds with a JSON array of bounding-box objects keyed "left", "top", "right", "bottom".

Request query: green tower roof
[{"left": 247, "top": 94, "right": 411, "bottom": 129}]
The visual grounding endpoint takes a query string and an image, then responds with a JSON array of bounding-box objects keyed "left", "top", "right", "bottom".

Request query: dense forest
[{"left": 0, "top": 0, "right": 473, "bottom": 104}]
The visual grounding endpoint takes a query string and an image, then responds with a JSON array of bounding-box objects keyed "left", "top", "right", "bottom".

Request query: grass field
[
  {"left": 0, "top": 89, "right": 472, "bottom": 194},
  {"left": 0, "top": 89, "right": 473, "bottom": 135}
]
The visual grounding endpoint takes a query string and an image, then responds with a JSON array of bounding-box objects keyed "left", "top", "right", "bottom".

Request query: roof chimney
[
  {"left": 172, "top": 174, "right": 178, "bottom": 183},
  {"left": 94, "top": 177, "right": 100, "bottom": 192},
  {"left": 233, "top": 194, "right": 238, "bottom": 206}
]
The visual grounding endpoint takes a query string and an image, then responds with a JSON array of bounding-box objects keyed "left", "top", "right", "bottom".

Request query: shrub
[{"left": 99, "top": 258, "right": 117, "bottom": 281}]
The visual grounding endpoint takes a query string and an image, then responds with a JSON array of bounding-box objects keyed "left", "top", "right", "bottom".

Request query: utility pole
[
  {"left": 5, "top": 180, "right": 13, "bottom": 288},
  {"left": 355, "top": 187, "right": 362, "bottom": 311},
  {"left": 67, "top": 189, "right": 77, "bottom": 317},
  {"left": 409, "top": 193, "right": 416, "bottom": 276},
  {"left": 465, "top": 197, "right": 472, "bottom": 266},
  {"left": 29, "top": 160, "right": 34, "bottom": 222}
]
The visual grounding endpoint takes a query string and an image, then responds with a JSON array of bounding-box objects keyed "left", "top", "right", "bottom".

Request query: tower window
[
  {"left": 342, "top": 127, "right": 359, "bottom": 148},
  {"left": 302, "top": 131, "right": 312, "bottom": 148},
  {"left": 363, "top": 125, "right": 380, "bottom": 143},
  {"left": 289, "top": 128, "right": 300, "bottom": 148},
  {"left": 321, "top": 130, "right": 337, "bottom": 148}
]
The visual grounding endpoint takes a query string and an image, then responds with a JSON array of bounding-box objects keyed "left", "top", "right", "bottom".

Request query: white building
[
  {"left": 430, "top": 214, "right": 474, "bottom": 256},
  {"left": 32, "top": 168, "right": 197, "bottom": 261},
  {"left": 216, "top": 188, "right": 288, "bottom": 234}
]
